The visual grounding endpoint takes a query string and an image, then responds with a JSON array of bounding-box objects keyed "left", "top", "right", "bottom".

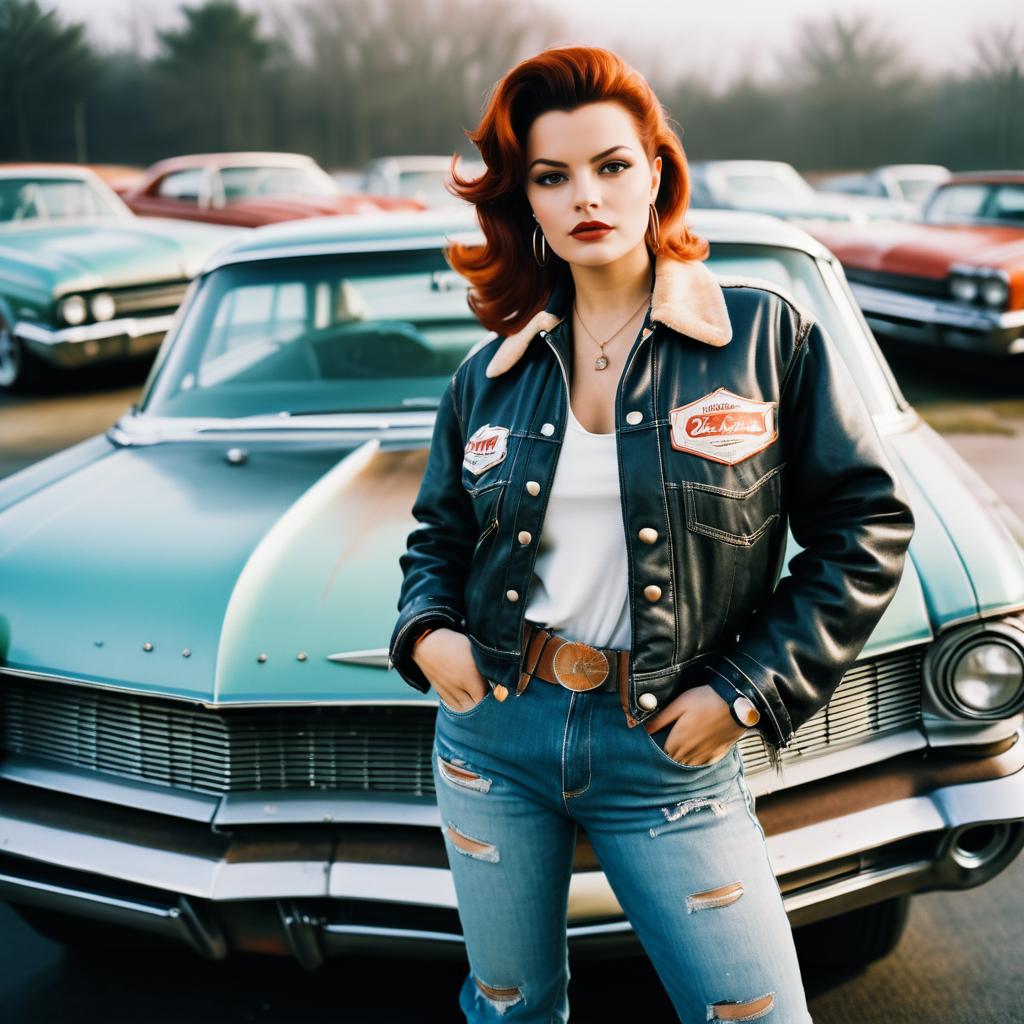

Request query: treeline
[{"left": 1, "top": 0, "right": 1022, "bottom": 172}]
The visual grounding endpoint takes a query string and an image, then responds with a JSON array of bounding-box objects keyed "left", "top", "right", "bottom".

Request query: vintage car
[
  {"left": 816, "top": 164, "right": 951, "bottom": 209},
  {"left": 119, "top": 152, "right": 426, "bottom": 227},
  {"left": 0, "top": 207, "right": 1022, "bottom": 974},
  {"left": 808, "top": 171, "right": 1024, "bottom": 358},
  {"left": 0, "top": 163, "right": 242, "bottom": 392},
  {"left": 690, "top": 159, "right": 915, "bottom": 225},
  {"left": 359, "top": 154, "right": 485, "bottom": 208}
]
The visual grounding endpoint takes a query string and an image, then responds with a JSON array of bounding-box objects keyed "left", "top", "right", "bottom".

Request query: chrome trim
[
  {"left": 851, "top": 281, "right": 1024, "bottom": 331},
  {"left": 16, "top": 314, "right": 175, "bottom": 346},
  {"left": 1, "top": 751, "right": 1020, "bottom": 906}
]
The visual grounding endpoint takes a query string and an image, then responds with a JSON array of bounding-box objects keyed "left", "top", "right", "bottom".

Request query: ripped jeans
[{"left": 433, "top": 674, "right": 814, "bottom": 1023}]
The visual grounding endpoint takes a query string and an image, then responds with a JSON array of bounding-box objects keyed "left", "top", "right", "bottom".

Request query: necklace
[{"left": 574, "top": 286, "right": 653, "bottom": 371}]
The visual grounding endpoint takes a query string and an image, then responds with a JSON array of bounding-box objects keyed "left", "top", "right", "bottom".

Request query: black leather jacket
[{"left": 388, "top": 252, "right": 915, "bottom": 757}]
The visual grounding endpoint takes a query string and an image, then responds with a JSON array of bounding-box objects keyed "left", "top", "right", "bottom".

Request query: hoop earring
[
  {"left": 647, "top": 202, "right": 661, "bottom": 250},
  {"left": 532, "top": 222, "right": 548, "bottom": 266}
]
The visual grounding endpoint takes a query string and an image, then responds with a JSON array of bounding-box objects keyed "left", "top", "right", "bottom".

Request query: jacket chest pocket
[
  {"left": 463, "top": 477, "right": 508, "bottom": 553},
  {"left": 680, "top": 461, "right": 785, "bottom": 547}
]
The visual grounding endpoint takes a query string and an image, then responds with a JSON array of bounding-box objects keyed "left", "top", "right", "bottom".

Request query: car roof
[
  {"left": 945, "top": 170, "right": 1024, "bottom": 185},
  {"left": 201, "top": 206, "right": 833, "bottom": 274},
  {"left": 142, "top": 152, "right": 320, "bottom": 176},
  {"left": 0, "top": 163, "right": 98, "bottom": 181}
]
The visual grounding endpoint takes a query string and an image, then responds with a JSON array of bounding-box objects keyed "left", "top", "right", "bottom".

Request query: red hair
[{"left": 445, "top": 45, "right": 709, "bottom": 336}]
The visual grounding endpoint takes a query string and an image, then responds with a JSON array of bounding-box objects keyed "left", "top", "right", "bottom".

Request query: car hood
[
  {"left": 0, "top": 219, "right": 241, "bottom": 294},
  {"left": 1, "top": 417, "right": 1020, "bottom": 707},
  {"left": 0, "top": 435, "right": 431, "bottom": 704},
  {"left": 883, "top": 419, "right": 1024, "bottom": 629},
  {"left": 809, "top": 221, "right": 1024, "bottom": 277}
]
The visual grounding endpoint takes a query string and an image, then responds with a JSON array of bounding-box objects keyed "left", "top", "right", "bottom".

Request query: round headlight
[
  {"left": 980, "top": 277, "right": 1009, "bottom": 309},
  {"left": 90, "top": 292, "right": 116, "bottom": 322},
  {"left": 59, "top": 294, "right": 87, "bottom": 326},
  {"left": 949, "top": 640, "right": 1024, "bottom": 715},
  {"left": 950, "top": 275, "right": 978, "bottom": 303}
]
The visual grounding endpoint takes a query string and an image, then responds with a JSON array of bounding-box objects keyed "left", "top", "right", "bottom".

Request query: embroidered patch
[
  {"left": 669, "top": 388, "right": 777, "bottom": 465},
  {"left": 463, "top": 423, "right": 510, "bottom": 474}
]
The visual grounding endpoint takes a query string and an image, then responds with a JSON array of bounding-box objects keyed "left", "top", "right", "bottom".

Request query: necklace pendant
[{"left": 594, "top": 355, "right": 609, "bottom": 370}]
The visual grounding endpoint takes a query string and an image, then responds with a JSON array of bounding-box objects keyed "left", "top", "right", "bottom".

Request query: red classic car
[
  {"left": 118, "top": 152, "right": 425, "bottom": 227},
  {"left": 808, "top": 171, "right": 1024, "bottom": 358}
]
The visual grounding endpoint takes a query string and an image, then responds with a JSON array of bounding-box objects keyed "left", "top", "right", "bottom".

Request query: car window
[
  {"left": 720, "top": 168, "right": 812, "bottom": 203},
  {"left": 0, "top": 177, "right": 124, "bottom": 223},
  {"left": 157, "top": 168, "right": 203, "bottom": 203},
  {"left": 704, "top": 243, "right": 898, "bottom": 415},
  {"left": 217, "top": 165, "right": 337, "bottom": 199},
  {"left": 140, "top": 242, "right": 899, "bottom": 420},
  {"left": 141, "top": 249, "right": 482, "bottom": 418},
  {"left": 922, "top": 184, "right": 989, "bottom": 223},
  {"left": 988, "top": 184, "right": 1024, "bottom": 223}
]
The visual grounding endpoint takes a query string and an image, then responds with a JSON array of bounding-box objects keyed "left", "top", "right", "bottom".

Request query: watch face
[{"left": 735, "top": 696, "right": 760, "bottom": 727}]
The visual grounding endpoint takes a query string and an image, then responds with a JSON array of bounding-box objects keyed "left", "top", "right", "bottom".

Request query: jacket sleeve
[
  {"left": 387, "top": 368, "right": 477, "bottom": 693},
  {"left": 702, "top": 316, "right": 916, "bottom": 759}
]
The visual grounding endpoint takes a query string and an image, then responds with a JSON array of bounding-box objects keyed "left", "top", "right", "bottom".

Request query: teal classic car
[
  {"left": 0, "top": 207, "right": 1022, "bottom": 973},
  {"left": 0, "top": 163, "right": 242, "bottom": 391}
]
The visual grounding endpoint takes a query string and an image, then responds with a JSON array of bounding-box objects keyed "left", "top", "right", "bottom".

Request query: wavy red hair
[{"left": 444, "top": 45, "right": 708, "bottom": 336}]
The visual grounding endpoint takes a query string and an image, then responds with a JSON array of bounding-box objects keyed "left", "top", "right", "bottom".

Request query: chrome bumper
[
  {"left": 1, "top": 737, "right": 1021, "bottom": 968},
  {"left": 15, "top": 315, "right": 174, "bottom": 368},
  {"left": 849, "top": 281, "right": 1024, "bottom": 356}
]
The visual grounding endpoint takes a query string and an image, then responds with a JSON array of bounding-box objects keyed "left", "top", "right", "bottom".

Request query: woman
[{"left": 388, "top": 45, "right": 914, "bottom": 1023}]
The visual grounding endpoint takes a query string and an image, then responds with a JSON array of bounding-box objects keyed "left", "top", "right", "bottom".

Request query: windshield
[
  {"left": 721, "top": 169, "right": 812, "bottom": 203},
  {"left": 140, "top": 242, "right": 899, "bottom": 420},
  {"left": 0, "top": 176, "right": 127, "bottom": 224},
  {"left": 218, "top": 165, "right": 338, "bottom": 200},
  {"left": 922, "top": 182, "right": 1024, "bottom": 227},
  {"left": 896, "top": 176, "right": 940, "bottom": 204}
]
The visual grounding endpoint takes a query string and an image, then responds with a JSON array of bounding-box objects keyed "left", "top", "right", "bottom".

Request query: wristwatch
[{"left": 707, "top": 674, "right": 761, "bottom": 729}]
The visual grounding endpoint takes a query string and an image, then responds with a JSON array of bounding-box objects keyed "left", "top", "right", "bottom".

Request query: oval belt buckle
[{"left": 552, "top": 640, "right": 610, "bottom": 691}]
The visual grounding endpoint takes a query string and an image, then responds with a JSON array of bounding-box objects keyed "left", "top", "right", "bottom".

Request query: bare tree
[{"left": 967, "top": 23, "right": 1024, "bottom": 166}]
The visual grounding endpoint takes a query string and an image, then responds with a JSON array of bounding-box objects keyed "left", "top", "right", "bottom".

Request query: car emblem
[
  {"left": 463, "top": 423, "right": 510, "bottom": 474},
  {"left": 669, "top": 387, "right": 777, "bottom": 465}
]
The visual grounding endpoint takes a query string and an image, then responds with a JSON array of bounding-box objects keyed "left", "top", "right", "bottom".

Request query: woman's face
[{"left": 524, "top": 100, "right": 662, "bottom": 268}]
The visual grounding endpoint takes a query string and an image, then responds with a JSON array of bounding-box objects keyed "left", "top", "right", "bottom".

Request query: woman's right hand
[{"left": 412, "top": 627, "right": 491, "bottom": 711}]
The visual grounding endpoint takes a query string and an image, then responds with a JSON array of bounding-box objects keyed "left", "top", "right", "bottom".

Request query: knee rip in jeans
[
  {"left": 438, "top": 754, "right": 493, "bottom": 793},
  {"left": 686, "top": 880, "right": 744, "bottom": 913},
  {"left": 473, "top": 976, "right": 525, "bottom": 1013},
  {"left": 707, "top": 991, "right": 775, "bottom": 1020},
  {"left": 443, "top": 821, "right": 499, "bottom": 862}
]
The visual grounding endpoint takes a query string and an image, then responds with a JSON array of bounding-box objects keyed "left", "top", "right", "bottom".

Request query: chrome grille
[
  {"left": 737, "top": 646, "right": 924, "bottom": 771},
  {"left": 109, "top": 281, "right": 190, "bottom": 317},
  {"left": 0, "top": 647, "right": 924, "bottom": 795},
  {"left": 844, "top": 267, "right": 947, "bottom": 299}
]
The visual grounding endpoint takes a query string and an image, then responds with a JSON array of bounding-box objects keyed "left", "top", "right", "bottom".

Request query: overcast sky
[{"left": 50, "top": 0, "right": 1024, "bottom": 85}]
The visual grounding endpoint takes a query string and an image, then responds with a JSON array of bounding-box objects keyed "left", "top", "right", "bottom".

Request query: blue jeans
[{"left": 433, "top": 674, "right": 814, "bottom": 1023}]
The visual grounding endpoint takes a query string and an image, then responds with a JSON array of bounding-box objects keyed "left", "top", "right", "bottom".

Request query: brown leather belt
[{"left": 488, "top": 620, "right": 639, "bottom": 726}]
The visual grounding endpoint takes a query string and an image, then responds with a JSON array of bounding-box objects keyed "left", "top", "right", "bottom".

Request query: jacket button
[
  {"left": 506, "top": 589, "right": 520, "bottom": 602},
  {"left": 638, "top": 527, "right": 658, "bottom": 544},
  {"left": 518, "top": 530, "right": 532, "bottom": 545},
  {"left": 638, "top": 692, "right": 658, "bottom": 710},
  {"left": 644, "top": 584, "right": 662, "bottom": 601},
  {"left": 540, "top": 422, "right": 555, "bottom": 436},
  {"left": 625, "top": 410, "right": 643, "bottom": 425},
  {"left": 526, "top": 480, "right": 540, "bottom": 495}
]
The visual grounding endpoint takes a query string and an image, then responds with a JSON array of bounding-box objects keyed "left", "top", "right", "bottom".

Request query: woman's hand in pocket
[
  {"left": 643, "top": 683, "right": 749, "bottom": 765},
  {"left": 412, "top": 628, "right": 490, "bottom": 710}
]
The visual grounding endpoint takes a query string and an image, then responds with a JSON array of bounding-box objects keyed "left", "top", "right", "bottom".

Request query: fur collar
[{"left": 484, "top": 253, "right": 733, "bottom": 378}]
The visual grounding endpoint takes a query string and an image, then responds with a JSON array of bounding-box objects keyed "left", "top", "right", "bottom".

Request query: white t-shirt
[{"left": 523, "top": 401, "right": 631, "bottom": 650}]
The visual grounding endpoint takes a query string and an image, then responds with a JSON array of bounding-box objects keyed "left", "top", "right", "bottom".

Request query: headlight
[
  {"left": 90, "top": 292, "right": 116, "bottom": 322},
  {"left": 925, "top": 619, "right": 1024, "bottom": 720},
  {"left": 950, "top": 642, "right": 1024, "bottom": 713},
  {"left": 59, "top": 294, "right": 87, "bottom": 326},
  {"left": 949, "top": 274, "right": 978, "bottom": 303},
  {"left": 979, "top": 276, "right": 1009, "bottom": 309}
]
